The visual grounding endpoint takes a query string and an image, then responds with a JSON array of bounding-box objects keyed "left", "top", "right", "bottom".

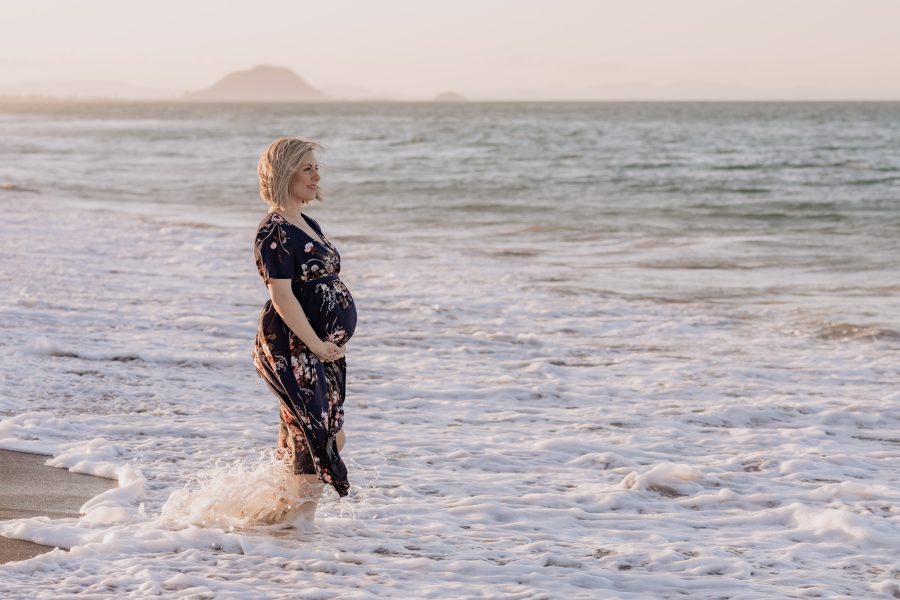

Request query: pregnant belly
[{"left": 295, "top": 275, "right": 357, "bottom": 346}]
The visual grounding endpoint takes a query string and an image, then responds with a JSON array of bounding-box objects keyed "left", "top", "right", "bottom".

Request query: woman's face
[{"left": 289, "top": 151, "right": 320, "bottom": 206}]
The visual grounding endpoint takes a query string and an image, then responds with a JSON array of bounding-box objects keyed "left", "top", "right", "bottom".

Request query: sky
[{"left": 2, "top": 0, "right": 899, "bottom": 100}]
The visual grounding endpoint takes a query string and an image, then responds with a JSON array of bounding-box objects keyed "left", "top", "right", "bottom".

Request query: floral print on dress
[{"left": 252, "top": 210, "right": 356, "bottom": 497}]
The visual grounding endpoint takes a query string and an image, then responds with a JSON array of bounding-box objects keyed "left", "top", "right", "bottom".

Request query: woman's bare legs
[{"left": 287, "top": 429, "right": 346, "bottom": 522}]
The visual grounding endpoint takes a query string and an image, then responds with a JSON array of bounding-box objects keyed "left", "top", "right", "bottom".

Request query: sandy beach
[{"left": 0, "top": 450, "right": 117, "bottom": 563}]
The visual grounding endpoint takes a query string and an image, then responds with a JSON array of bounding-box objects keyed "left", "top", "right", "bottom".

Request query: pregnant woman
[{"left": 252, "top": 137, "right": 357, "bottom": 522}]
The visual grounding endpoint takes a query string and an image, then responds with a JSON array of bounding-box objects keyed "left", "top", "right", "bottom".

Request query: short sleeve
[{"left": 255, "top": 221, "right": 295, "bottom": 284}]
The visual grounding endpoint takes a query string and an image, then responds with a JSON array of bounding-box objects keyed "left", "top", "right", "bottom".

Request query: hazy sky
[{"left": 2, "top": 0, "right": 899, "bottom": 100}]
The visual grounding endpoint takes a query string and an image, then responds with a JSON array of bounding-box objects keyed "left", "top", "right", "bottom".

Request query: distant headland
[
  {"left": 432, "top": 91, "right": 467, "bottom": 102},
  {"left": 182, "top": 65, "right": 330, "bottom": 102},
  {"left": 0, "top": 65, "right": 470, "bottom": 102}
]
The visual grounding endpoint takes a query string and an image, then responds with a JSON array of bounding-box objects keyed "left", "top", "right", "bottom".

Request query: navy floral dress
[{"left": 252, "top": 210, "right": 357, "bottom": 497}]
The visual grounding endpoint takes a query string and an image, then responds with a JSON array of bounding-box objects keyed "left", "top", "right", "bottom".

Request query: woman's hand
[{"left": 312, "top": 340, "right": 345, "bottom": 362}]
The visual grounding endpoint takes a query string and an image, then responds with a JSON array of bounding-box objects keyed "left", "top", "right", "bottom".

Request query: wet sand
[{"left": 0, "top": 450, "right": 117, "bottom": 564}]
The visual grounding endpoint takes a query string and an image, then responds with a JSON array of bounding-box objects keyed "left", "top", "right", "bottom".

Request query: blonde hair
[{"left": 257, "top": 136, "right": 324, "bottom": 210}]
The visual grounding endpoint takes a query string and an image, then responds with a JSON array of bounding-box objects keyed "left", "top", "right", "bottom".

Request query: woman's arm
[{"left": 268, "top": 279, "right": 344, "bottom": 361}]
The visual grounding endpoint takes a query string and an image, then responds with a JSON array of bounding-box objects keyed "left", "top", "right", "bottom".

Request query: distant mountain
[
  {"left": 183, "top": 65, "right": 330, "bottom": 102},
  {"left": 432, "top": 91, "right": 467, "bottom": 102},
  {"left": 0, "top": 80, "right": 179, "bottom": 100}
]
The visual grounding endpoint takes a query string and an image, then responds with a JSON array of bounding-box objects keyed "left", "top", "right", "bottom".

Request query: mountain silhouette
[
  {"left": 183, "top": 65, "right": 330, "bottom": 102},
  {"left": 433, "top": 91, "right": 467, "bottom": 102}
]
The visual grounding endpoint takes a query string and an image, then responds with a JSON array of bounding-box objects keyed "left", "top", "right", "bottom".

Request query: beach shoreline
[
  {"left": 0, "top": 102, "right": 898, "bottom": 597},
  {"left": 0, "top": 449, "right": 117, "bottom": 563}
]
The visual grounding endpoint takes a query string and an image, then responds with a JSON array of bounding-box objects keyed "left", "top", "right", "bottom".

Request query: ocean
[{"left": 1, "top": 101, "right": 898, "bottom": 598}]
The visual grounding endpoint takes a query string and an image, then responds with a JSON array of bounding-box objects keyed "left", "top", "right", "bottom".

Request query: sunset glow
[{"left": 2, "top": 0, "right": 899, "bottom": 100}]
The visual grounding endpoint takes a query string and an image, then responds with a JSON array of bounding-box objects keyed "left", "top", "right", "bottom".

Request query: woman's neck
[{"left": 271, "top": 202, "right": 307, "bottom": 221}]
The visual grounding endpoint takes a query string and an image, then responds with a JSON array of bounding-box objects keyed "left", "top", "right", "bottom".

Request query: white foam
[
  {"left": 0, "top": 194, "right": 897, "bottom": 597},
  {"left": 617, "top": 462, "right": 705, "bottom": 497},
  {"left": 160, "top": 451, "right": 325, "bottom": 530}
]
